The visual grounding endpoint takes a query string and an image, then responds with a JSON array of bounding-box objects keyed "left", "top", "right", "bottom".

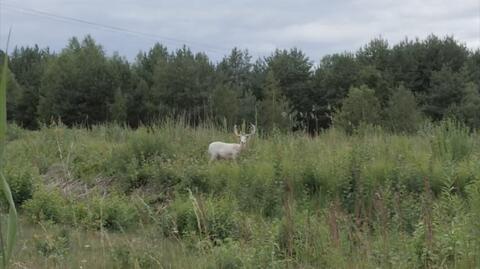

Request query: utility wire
[{"left": 0, "top": 2, "right": 228, "bottom": 55}]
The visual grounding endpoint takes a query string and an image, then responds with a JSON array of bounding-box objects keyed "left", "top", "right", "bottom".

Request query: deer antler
[
  {"left": 234, "top": 125, "right": 241, "bottom": 137},
  {"left": 247, "top": 124, "right": 256, "bottom": 136}
]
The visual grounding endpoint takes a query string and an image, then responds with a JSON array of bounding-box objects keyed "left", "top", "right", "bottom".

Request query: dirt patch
[{"left": 42, "top": 163, "right": 114, "bottom": 199}]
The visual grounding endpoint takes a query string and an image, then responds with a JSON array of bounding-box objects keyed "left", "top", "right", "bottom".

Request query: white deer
[{"left": 208, "top": 124, "right": 256, "bottom": 162}]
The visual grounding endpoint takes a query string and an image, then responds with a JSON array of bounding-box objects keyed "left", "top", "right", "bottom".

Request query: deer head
[{"left": 234, "top": 123, "right": 256, "bottom": 146}]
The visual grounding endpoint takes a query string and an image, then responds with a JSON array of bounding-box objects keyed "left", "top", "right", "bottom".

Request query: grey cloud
[{"left": 1, "top": 0, "right": 478, "bottom": 63}]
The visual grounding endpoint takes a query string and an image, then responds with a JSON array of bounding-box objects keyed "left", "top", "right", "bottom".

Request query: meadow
[{"left": 2, "top": 119, "right": 480, "bottom": 268}]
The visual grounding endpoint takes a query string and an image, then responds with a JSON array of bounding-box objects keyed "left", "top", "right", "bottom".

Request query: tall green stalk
[{"left": 0, "top": 29, "right": 18, "bottom": 269}]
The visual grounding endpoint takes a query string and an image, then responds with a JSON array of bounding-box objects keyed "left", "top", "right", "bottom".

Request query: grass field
[{"left": 2, "top": 119, "right": 480, "bottom": 268}]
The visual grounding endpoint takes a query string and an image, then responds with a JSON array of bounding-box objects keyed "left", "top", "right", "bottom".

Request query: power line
[{"left": 0, "top": 2, "right": 228, "bottom": 55}]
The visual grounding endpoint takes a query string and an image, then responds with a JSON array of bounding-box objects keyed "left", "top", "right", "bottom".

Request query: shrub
[
  {"left": 23, "top": 188, "right": 67, "bottom": 223},
  {"left": 71, "top": 140, "right": 112, "bottom": 182},
  {"left": 212, "top": 239, "right": 244, "bottom": 269},
  {"left": 110, "top": 244, "right": 159, "bottom": 269},
  {"left": 33, "top": 224, "right": 70, "bottom": 259},
  {"left": 0, "top": 163, "right": 38, "bottom": 206},
  {"left": 107, "top": 129, "right": 176, "bottom": 192},
  {"left": 427, "top": 119, "right": 473, "bottom": 162},
  {"left": 161, "top": 195, "right": 238, "bottom": 241},
  {"left": 79, "top": 193, "right": 139, "bottom": 231},
  {"left": 333, "top": 85, "right": 382, "bottom": 134},
  {"left": 127, "top": 128, "right": 173, "bottom": 162},
  {"left": 160, "top": 196, "right": 197, "bottom": 237},
  {"left": 179, "top": 165, "right": 211, "bottom": 194},
  {"left": 384, "top": 85, "right": 423, "bottom": 133},
  {"left": 6, "top": 123, "right": 25, "bottom": 141},
  {"left": 206, "top": 197, "right": 238, "bottom": 241}
]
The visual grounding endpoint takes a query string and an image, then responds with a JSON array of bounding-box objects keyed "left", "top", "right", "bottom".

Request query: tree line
[{"left": 1, "top": 34, "right": 479, "bottom": 133}]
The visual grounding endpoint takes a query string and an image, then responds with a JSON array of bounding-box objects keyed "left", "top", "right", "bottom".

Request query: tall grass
[
  {"left": 2, "top": 117, "right": 480, "bottom": 268},
  {"left": 0, "top": 30, "right": 18, "bottom": 269}
]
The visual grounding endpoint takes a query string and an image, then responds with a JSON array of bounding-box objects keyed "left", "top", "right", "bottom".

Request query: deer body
[
  {"left": 208, "top": 124, "right": 255, "bottom": 162},
  {"left": 208, "top": 142, "right": 243, "bottom": 160}
]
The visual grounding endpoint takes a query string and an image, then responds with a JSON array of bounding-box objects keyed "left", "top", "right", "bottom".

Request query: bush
[
  {"left": 77, "top": 193, "right": 139, "bottom": 231},
  {"left": 0, "top": 163, "right": 38, "bottom": 206},
  {"left": 206, "top": 197, "right": 238, "bottom": 241},
  {"left": 107, "top": 129, "right": 176, "bottom": 191},
  {"left": 71, "top": 139, "right": 112, "bottom": 182},
  {"left": 127, "top": 128, "right": 173, "bottom": 162},
  {"left": 160, "top": 196, "right": 197, "bottom": 237},
  {"left": 427, "top": 119, "right": 473, "bottom": 162},
  {"left": 212, "top": 239, "right": 244, "bottom": 269},
  {"left": 23, "top": 188, "right": 67, "bottom": 223},
  {"left": 6, "top": 123, "right": 25, "bottom": 141},
  {"left": 333, "top": 85, "right": 382, "bottom": 134},
  {"left": 110, "top": 244, "right": 158, "bottom": 269},
  {"left": 33, "top": 224, "right": 70, "bottom": 259},
  {"left": 161, "top": 195, "right": 238, "bottom": 241},
  {"left": 179, "top": 165, "right": 211, "bottom": 194},
  {"left": 384, "top": 85, "right": 423, "bottom": 133}
]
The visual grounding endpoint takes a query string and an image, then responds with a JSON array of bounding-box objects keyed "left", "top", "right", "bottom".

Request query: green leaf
[
  {"left": 0, "top": 28, "right": 17, "bottom": 269},
  {"left": 0, "top": 172, "right": 17, "bottom": 268},
  {"left": 0, "top": 43, "right": 7, "bottom": 156}
]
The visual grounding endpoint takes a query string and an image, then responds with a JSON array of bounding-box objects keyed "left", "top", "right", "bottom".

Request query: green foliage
[
  {"left": 3, "top": 33, "right": 480, "bottom": 268},
  {"left": 0, "top": 163, "right": 37, "bottom": 206},
  {"left": 22, "top": 188, "right": 67, "bottom": 223},
  {"left": 38, "top": 36, "right": 126, "bottom": 126},
  {"left": 258, "top": 71, "right": 292, "bottom": 132},
  {"left": 108, "top": 128, "right": 175, "bottom": 191},
  {"left": 109, "top": 88, "right": 127, "bottom": 123},
  {"left": 160, "top": 195, "right": 196, "bottom": 237},
  {"left": 312, "top": 53, "right": 361, "bottom": 128},
  {"left": 212, "top": 239, "right": 244, "bottom": 269},
  {"left": 448, "top": 82, "right": 480, "bottom": 129},
  {"left": 236, "top": 90, "right": 257, "bottom": 123},
  {"left": 9, "top": 45, "right": 51, "bottom": 129},
  {"left": 161, "top": 195, "right": 238, "bottom": 241},
  {"left": 216, "top": 48, "right": 252, "bottom": 87},
  {"left": 110, "top": 244, "right": 159, "bottom": 269},
  {"left": 126, "top": 79, "right": 156, "bottom": 127},
  {"left": 0, "top": 54, "right": 21, "bottom": 121},
  {"left": 466, "top": 179, "right": 480, "bottom": 256},
  {"left": 78, "top": 193, "right": 138, "bottom": 231},
  {"left": 152, "top": 46, "right": 215, "bottom": 122},
  {"left": 4, "top": 35, "right": 480, "bottom": 132},
  {"left": 423, "top": 66, "right": 466, "bottom": 120},
  {"left": 211, "top": 83, "right": 240, "bottom": 125},
  {"left": 1, "top": 120, "right": 479, "bottom": 267},
  {"left": 33, "top": 224, "right": 70, "bottom": 259},
  {"left": 5, "top": 123, "right": 25, "bottom": 141},
  {"left": 333, "top": 85, "right": 382, "bottom": 133},
  {"left": 356, "top": 38, "right": 391, "bottom": 69},
  {"left": 0, "top": 41, "right": 19, "bottom": 269},
  {"left": 384, "top": 85, "right": 423, "bottom": 133},
  {"left": 265, "top": 49, "right": 313, "bottom": 130},
  {"left": 427, "top": 119, "right": 473, "bottom": 162}
]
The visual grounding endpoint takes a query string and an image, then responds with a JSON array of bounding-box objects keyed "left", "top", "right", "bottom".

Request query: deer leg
[{"left": 209, "top": 154, "right": 217, "bottom": 164}]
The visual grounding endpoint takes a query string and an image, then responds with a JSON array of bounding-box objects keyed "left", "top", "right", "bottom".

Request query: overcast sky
[{"left": 0, "top": 0, "right": 479, "bottom": 63}]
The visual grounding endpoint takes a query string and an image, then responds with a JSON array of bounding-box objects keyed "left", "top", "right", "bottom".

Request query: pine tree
[
  {"left": 259, "top": 71, "right": 291, "bottom": 131},
  {"left": 333, "top": 85, "right": 382, "bottom": 133},
  {"left": 211, "top": 83, "right": 240, "bottom": 125},
  {"left": 384, "top": 85, "right": 422, "bottom": 133},
  {"left": 38, "top": 36, "right": 116, "bottom": 126},
  {"left": 423, "top": 66, "right": 466, "bottom": 120},
  {"left": 109, "top": 88, "right": 127, "bottom": 123}
]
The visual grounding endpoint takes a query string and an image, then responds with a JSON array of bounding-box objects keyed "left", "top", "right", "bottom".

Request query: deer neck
[{"left": 238, "top": 143, "right": 246, "bottom": 151}]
